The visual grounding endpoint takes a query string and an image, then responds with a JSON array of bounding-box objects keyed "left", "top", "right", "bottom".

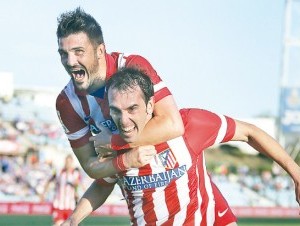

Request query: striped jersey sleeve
[
  {"left": 124, "top": 54, "right": 171, "bottom": 102},
  {"left": 180, "top": 108, "right": 236, "bottom": 156},
  {"left": 56, "top": 88, "right": 91, "bottom": 149}
]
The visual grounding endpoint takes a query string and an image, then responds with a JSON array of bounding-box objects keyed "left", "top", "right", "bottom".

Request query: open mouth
[
  {"left": 120, "top": 125, "right": 135, "bottom": 135},
  {"left": 71, "top": 69, "right": 86, "bottom": 82}
]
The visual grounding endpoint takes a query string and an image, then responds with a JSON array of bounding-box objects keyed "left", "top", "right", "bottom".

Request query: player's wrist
[
  {"left": 67, "top": 215, "right": 79, "bottom": 225},
  {"left": 112, "top": 153, "right": 129, "bottom": 172}
]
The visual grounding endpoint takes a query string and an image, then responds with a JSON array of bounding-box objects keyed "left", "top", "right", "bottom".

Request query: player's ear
[
  {"left": 146, "top": 97, "right": 154, "bottom": 115},
  {"left": 96, "top": 43, "right": 106, "bottom": 59}
]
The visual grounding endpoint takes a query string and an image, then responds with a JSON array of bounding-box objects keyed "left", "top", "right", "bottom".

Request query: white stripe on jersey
[
  {"left": 86, "top": 95, "right": 105, "bottom": 129},
  {"left": 173, "top": 171, "right": 190, "bottom": 225},
  {"left": 152, "top": 186, "right": 168, "bottom": 225},
  {"left": 102, "top": 176, "right": 118, "bottom": 184},
  {"left": 117, "top": 53, "right": 126, "bottom": 69},
  {"left": 153, "top": 81, "right": 166, "bottom": 93},
  {"left": 125, "top": 168, "right": 139, "bottom": 177},
  {"left": 133, "top": 197, "right": 146, "bottom": 226},
  {"left": 64, "top": 81, "right": 90, "bottom": 140},
  {"left": 64, "top": 81, "right": 86, "bottom": 120},
  {"left": 213, "top": 114, "right": 228, "bottom": 145},
  {"left": 167, "top": 136, "right": 192, "bottom": 167},
  {"left": 194, "top": 163, "right": 202, "bottom": 225},
  {"left": 167, "top": 137, "right": 192, "bottom": 225},
  {"left": 202, "top": 155, "right": 215, "bottom": 225},
  {"left": 67, "top": 126, "right": 90, "bottom": 140}
]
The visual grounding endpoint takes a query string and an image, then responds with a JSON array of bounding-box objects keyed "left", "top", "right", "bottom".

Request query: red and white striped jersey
[
  {"left": 99, "top": 108, "right": 236, "bottom": 226},
  {"left": 53, "top": 168, "right": 80, "bottom": 210},
  {"left": 56, "top": 52, "right": 171, "bottom": 149}
]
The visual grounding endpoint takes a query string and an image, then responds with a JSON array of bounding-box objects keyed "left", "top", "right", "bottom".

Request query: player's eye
[
  {"left": 128, "top": 106, "right": 138, "bottom": 113},
  {"left": 75, "top": 49, "right": 84, "bottom": 56}
]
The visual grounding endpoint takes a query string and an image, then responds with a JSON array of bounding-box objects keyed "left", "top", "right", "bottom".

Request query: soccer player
[
  {"left": 42, "top": 154, "right": 81, "bottom": 226},
  {"left": 55, "top": 7, "right": 184, "bottom": 180},
  {"left": 61, "top": 68, "right": 300, "bottom": 225}
]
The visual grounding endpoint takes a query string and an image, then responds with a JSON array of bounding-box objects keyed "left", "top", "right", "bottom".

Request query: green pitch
[{"left": 0, "top": 215, "right": 299, "bottom": 226}]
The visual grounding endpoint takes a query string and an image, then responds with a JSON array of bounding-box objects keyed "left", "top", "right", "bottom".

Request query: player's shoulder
[
  {"left": 180, "top": 108, "right": 223, "bottom": 127},
  {"left": 180, "top": 108, "right": 215, "bottom": 118},
  {"left": 56, "top": 82, "right": 73, "bottom": 110},
  {"left": 109, "top": 51, "right": 150, "bottom": 66},
  {"left": 109, "top": 51, "right": 157, "bottom": 79}
]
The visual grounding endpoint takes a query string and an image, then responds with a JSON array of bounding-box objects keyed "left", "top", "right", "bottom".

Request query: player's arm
[
  {"left": 56, "top": 93, "right": 118, "bottom": 179},
  {"left": 130, "top": 95, "right": 184, "bottom": 147},
  {"left": 73, "top": 142, "right": 116, "bottom": 179},
  {"left": 111, "top": 55, "right": 184, "bottom": 149},
  {"left": 61, "top": 181, "right": 114, "bottom": 226},
  {"left": 126, "top": 55, "right": 184, "bottom": 147},
  {"left": 232, "top": 119, "right": 300, "bottom": 207},
  {"left": 91, "top": 97, "right": 184, "bottom": 149},
  {"left": 73, "top": 142, "right": 156, "bottom": 179}
]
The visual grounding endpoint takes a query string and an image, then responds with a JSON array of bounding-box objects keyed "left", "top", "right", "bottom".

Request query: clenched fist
[{"left": 124, "top": 145, "right": 156, "bottom": 168}]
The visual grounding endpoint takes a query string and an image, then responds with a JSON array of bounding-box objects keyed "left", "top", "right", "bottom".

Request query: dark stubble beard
[{"left": 86, "top": 55, "right": 102, "bottom": 94}]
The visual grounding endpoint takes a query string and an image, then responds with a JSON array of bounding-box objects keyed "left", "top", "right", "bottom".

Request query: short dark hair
[
  {"left": 106, "top": 68, "right": 154, "bottom": 104},
  {"left": 56, "top": 7, "right": 104, "bottom": 46}
]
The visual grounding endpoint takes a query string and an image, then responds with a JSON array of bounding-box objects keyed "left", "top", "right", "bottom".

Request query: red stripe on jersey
[
  {"left": 183, "top": 163, "right": 198, "bottom": 225},
  {"left": 97, "top": 96, "right": 111, "bottom": 118},
  {"left": 126, "top": 190, "right": 141, "bottom": 226},
  {"left": 142, "top": 189, "right": 158, "bottom": 225},
  {"left": 155, "top": 88, "right": 171, "bottom": 103},
  {"left": 138, "top": 162, "right": 153, "bottom": 176},
  {"left": 124, "top": 55, "right": 162, "bottom": 85},
  {"left": 56, "top": 91, "right": 92, "bottom": 149},
  {"left": 197, "top": 154, "right": 209, "bottom": 226},
  {"left": 163, "top": 182, "right": 178, "bottom": 225},
  {"left": 123, "top": 54, "right": 172, "bottom": 103},
  {"left": 95, "top": 178, "right": 117, "bottom": 187},
  {"left": 180, "top": 108, "right": 236, "bottom": 155},
  {"left": 222, "top": 116, "right": 236, "bottom": 142},
  {"left": 161, "top": 215, "right": 175, "bottom": 226},
  {"left": 155, "top": 142, "right": 170, "bottom": 154}
]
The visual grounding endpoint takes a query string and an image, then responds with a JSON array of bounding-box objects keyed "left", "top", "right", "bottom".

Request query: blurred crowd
[
  {"left": 0, "top": 91, "right": 298, "bottom": 207},
  {"left": 211, "top": 164, "right": 297, "bottom": 207}
]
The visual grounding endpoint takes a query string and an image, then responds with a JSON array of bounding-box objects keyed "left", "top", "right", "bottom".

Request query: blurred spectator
[{"left": 41, "top": 154, "right": 81, "bottom": 226}]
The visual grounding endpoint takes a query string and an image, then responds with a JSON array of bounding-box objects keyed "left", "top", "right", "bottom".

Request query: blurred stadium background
[{"left": 1, "top": 0, "right": 300, "bottom": 225}]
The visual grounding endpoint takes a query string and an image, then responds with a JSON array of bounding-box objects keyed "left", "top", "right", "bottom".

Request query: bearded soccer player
[
  {"left": 55, "top": 7, "right": 184, "bottom": 181},
  {"left": 61, "top": 68, "right": 300, "bottom": 226}
]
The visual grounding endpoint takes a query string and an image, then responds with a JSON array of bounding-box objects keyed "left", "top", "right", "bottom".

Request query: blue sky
[{"left": 0, "top": 0, "right": 287, "bottom": 118}]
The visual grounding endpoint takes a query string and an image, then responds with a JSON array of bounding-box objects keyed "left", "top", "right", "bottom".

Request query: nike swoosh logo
[{"left": 218, "top": 208, "right": 228, "bottom": 217}]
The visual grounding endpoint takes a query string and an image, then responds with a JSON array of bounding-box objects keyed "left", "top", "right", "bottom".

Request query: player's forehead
[
  {"left": 58, "top": 32, "right": 92, "bottom": 50},
  {"left": 108, "top": 86, "right": 145, "bottom": 107}
]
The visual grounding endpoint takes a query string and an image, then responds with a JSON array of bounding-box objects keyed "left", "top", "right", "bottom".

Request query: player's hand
[
  {"left": 124, "top": 145, "right": 156, "bottom": 168},
  {"left": 89, "top": 124, "right": 113, "bottom": 156},
  {"left": 293, "top": 177, "right": 300, "bottom": 214}
]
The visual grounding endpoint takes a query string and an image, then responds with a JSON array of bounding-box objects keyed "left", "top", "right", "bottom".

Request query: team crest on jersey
[{"left": 158, "top": 148, "right": 177, "bottom": 169}]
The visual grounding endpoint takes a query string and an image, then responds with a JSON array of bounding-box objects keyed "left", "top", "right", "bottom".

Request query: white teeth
[
  {"left": 122, "top": 126, "right": 135, "bottom": 132},
  {"left": 74, "top": 73, "right": 84, "bottom": 79}
]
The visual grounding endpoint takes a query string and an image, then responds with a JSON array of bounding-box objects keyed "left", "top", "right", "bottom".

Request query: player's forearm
[
  {"left": 86, "top": 156, "right": 119, "bottom": 179},
  {"left": 68, "top": 197, "right": 93, "bottom": 224},
  {"left": 247, "top": 124, "right": 300, "bottom": 179},
  {"left": 128, "top": 97, "right": 184, "bottom": 147},
  {"left": 69, "top": 181, "right": 114, "bottom": 224}
]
